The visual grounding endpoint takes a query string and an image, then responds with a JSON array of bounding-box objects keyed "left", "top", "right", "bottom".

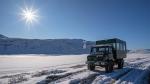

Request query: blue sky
[{"left": 0, "top": 0, "right": 150, "bottom": 49}]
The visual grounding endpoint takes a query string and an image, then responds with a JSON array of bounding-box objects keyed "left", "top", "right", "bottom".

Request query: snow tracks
[{"left": 92, "top": 55, "right": 150, "bottom": 84}]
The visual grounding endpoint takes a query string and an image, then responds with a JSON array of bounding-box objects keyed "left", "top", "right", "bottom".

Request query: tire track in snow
[
  {"left": 58, "top": 57, "right": 150, "bottom": 84},
  {"left": 37, "top": 69, "right": 87, "bottom": 84},
  {"left": 92, "top": 68, "right": 132, "bottom": 84},
  {"left": 115, "top": 60, "right": 150, "bottom": 84},
  {"left": 92, "top": 59, "right": 150, "bottom": 84},
  {"left": 68, "top": 69, "right": 106, "bottom": 84}
]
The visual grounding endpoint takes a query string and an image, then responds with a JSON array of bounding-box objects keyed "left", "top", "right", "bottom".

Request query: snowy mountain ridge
[
  {"left": 0, "top": 34, "right": 8, "bottom": 39},
  {"left": 129, "top": 49, "right": 150, "bottom": 54},
  {"left": 0, "top": 34, "right": 95, "bottom": 54}
]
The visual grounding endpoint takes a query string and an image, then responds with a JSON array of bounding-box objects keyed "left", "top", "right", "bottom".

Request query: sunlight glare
[{"left": 20, "top": 7, "right": 39, "bottom": 26}]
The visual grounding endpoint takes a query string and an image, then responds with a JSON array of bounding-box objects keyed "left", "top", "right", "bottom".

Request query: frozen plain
[{"left": 0, "top": 53, "right": 150, "bottom": 84}]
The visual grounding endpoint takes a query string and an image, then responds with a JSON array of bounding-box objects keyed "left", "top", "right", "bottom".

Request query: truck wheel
[
  {"left": 118, "top": 59, "right": 124, "bottom": 69},
  {"left": 105, "top": 65, "right": 109, "bottom": 73},
  {"left": 88, "top": 64, "right": 95, "bottom": 70},
  {"left": 105, "top": 61, "right": 114, "bottom": 73}
]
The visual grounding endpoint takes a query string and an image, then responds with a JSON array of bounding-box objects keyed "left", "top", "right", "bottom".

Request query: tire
[
  {"left": 88, "top": 64, "right": 95, "bottom": 70},
  {"left": 105, "top": 60, "right": 114, "bottom": 73},
  {"left": 118, "top": 59, "right": 124, "bottom": 69},
  {"left": 105, "top": 65, "right": 109, "bottom": 73}
]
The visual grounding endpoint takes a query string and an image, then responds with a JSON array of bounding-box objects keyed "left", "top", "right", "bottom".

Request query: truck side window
[
  {"left": 124, "top": 43, "right": 126, "bottom": 52},
  {"left": 120, "top": 43, "right": 122, "bottom": 51},
  {"left": 106, "top": 48, "right": 109, "bottom": 53},
  {"left": 117, "top": 43, "right": 120, "bottom": 50},
  {"left": 113, "top": 43, "right": 116, "bottom": 49},
  {"left": 109, "top": 48, "right": 112, "bottom": 54},
  {"left": 93, "top": 48, "right": 96, "bottom": 53}
]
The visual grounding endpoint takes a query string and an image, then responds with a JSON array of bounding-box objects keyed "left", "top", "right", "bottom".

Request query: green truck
[{"left": 86, "top": 38, "right": 127, "bottom": 72}]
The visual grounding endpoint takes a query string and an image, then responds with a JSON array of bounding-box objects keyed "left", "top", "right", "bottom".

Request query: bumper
[{"left": 86, "top": 61, "right": 106, "bottom": 66}]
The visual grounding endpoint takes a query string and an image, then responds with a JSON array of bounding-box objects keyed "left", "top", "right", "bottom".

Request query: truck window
[
  {"left": 117, "top": 43, "right": 120, "bottom": 50},
  {"left": 120, "top": 43, "right": 123, "bottom": 51},
  {"left": 112, "top": 43, "right": 116, "bottom": 49},
  {"left": 98, "top": 47, "right": 105, "bottom": 52},
  {"left": 124, "top": 43, "right": 126, "bottom": 51},
  {"left": 109, "top": 48, "right": 112, "bottom": 54},
  {"left": 92, "top": 48, "right": 96, "bottom": 53},
  {"left": 105, "top": 47, "right": 108, "bottom": 53}
]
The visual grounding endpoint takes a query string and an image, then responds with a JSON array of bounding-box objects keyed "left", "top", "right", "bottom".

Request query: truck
[{"left": 86, "top": 38, "right": 127, "bottom": 72}]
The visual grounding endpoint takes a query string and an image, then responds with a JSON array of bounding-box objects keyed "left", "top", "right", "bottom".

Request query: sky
[{"left": 0, "top": 0, "right": 150, "bottom": 49}]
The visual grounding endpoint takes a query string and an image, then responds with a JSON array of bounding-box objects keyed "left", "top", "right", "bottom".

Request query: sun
[{"left": 20, "top": 7, "right": 39, "bottom": 25}]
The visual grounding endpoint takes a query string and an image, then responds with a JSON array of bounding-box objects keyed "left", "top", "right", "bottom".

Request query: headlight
[{"left": 87, "top": 56, "right": 96, "bottom": 61}]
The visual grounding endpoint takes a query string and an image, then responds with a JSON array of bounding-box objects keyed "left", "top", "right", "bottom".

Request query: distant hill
[
  {"left": 128, "top": 49, "right": 150, "bottom": 54},
  {"left": 0, "top": 34, "right": 95, "bottom": 54},
  {"left": 0, "top": 34, "right": 8, "bottom": 39}
]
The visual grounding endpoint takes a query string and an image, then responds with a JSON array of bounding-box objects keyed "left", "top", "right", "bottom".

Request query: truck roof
[
  {"left": 96, "top": 38, "right": 126, "bottom": 45},
  {"left": 92, "top": 44, "right": 113, "bottom": 48}
]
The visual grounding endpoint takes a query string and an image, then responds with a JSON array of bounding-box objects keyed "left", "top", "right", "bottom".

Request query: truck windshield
[{"left": 91, "top": 47, "right": 112, "bottom": 54}]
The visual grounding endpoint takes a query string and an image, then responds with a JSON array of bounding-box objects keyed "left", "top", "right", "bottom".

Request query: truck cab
[{"left": 87, "top": 38, "right": 127, "bottom": 72}]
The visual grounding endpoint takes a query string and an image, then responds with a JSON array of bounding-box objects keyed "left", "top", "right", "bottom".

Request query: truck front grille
[
  {"left": 97, "top": 57, "right": 104, "bottom": 61},
  {"left": 87, "top": 56, "right": 96, "bottom": 61}
]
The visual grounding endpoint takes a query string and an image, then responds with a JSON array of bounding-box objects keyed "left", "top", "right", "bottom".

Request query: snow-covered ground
[
  {"left": 0, "top": 53, "right": 150, "bottom": 84},
  {"left": 0, "top": 54, "right": 87, "bottom": 76}
]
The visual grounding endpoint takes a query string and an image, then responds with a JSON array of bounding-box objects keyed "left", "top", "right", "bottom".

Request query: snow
[
  {"left": 0, "top": 53, "right": 150, "bottom": 84},
  {"left": 0, "top": 36, "right": 94, "bottom": 54},
  {"left": 0, "top": 54, "right": 87, "bottom": 76},
  {"left": 92, "top": 53, "right": 150, "bottom": 84}
]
